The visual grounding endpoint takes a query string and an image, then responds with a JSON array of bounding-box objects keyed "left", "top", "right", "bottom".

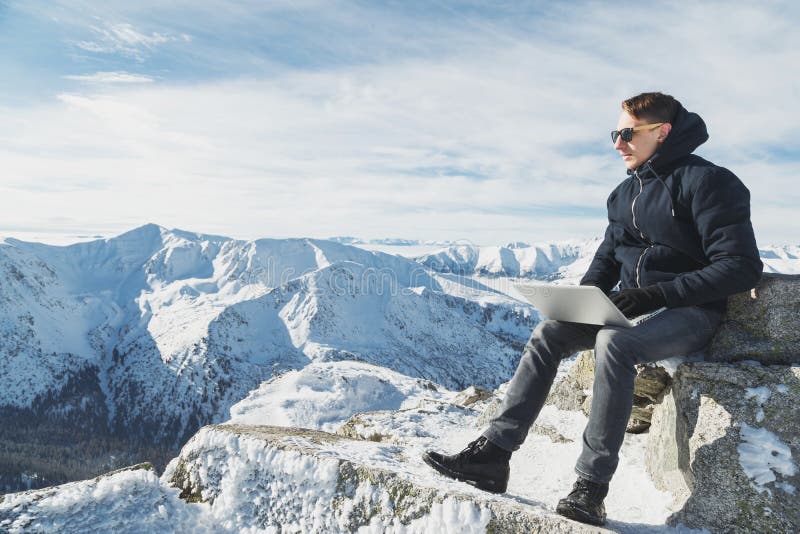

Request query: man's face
[{"left": 613, "top": 111, "right": 668, "bottom": 170}]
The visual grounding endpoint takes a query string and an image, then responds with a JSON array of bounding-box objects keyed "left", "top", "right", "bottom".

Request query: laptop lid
[{"left": 515, "top": 283, "right": 634, "bottom": 327}]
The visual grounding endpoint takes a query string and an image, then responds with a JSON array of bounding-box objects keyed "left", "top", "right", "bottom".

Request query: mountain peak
[
  {"left": 113, "top": 223, "right": 167, "bottom": 241},
  {"left": 166, "top": 227, "right": 234, "bottom": 244}
]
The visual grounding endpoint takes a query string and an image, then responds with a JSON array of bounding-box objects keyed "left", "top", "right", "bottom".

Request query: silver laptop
[{"left": 515, "top": 283, "right": 666, "bottom": 328}]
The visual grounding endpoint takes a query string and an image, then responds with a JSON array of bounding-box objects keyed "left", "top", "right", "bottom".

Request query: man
[{"left": 423, "top": 92, "right": 762, "bottom": 526}]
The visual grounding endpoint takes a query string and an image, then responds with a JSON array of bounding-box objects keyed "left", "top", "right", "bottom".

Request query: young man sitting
[{"left": 423, "top": 92, "right": 762, "bottom": 526}]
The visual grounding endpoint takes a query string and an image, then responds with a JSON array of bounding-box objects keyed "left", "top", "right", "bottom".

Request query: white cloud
[
  {"left": 72, "top": 21, "right": 185, "bottom": 60},
  {"left": 63, "top": 71, "right": 154, "bottom": 84},
  {"left": 1, "top": 1, "right": 797, "bottom": 245}
]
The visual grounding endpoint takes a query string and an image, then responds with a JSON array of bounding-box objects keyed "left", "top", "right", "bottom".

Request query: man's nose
[{"left": 613, "top": 134, "right": 626, "bottom": 150}]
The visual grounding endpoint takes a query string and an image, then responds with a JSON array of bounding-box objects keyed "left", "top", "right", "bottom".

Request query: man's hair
[{"left": 622, "top": 92, "right": 680, "bottom": 123}]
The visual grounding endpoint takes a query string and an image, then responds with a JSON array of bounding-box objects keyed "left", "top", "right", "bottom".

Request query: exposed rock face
[
  {"left": 167, "top": 424, "right": 612, "bottom": 533},
  {"left": 628, "top": 364, "right": 673, "bottom": 433},
  {"left": 544, "top": 351, "right": 671, "bottom": 432},
  {"left": 646, "top": 362, "right": 800, "bottom": 533},
  {"left": 453, "top": 386, "right": 493, "bottom": 407},
  {"left": 546, "top": 351, "right": 595, "bottom": 413},
  {"left": 707, "top": 273, "right": 800, "bottom": 364}
]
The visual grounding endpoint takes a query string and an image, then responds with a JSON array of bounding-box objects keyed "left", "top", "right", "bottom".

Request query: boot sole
[
  {"left": 555, "top": 500, "right": 606, "bottom": 526},
  {"left": 422, "top": 452, "right": 507, "bottom": 494}
]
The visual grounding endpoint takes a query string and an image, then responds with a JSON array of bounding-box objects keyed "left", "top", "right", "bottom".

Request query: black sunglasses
[{"left": 611, "top": 123, "right": 664, "bottom": 143}]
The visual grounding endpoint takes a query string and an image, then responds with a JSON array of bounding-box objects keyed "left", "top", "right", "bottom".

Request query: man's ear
[{"left": 657, "top": 123, "right": 672, "bottom": 142}]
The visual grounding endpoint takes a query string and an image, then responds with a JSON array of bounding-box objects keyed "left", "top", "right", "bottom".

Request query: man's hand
[{"left": 609, "top": 286, "right": 666, "bottom": 318}]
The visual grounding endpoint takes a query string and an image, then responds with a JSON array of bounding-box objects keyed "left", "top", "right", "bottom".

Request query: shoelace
[
  {"left": 456, "top": 437, "right": 487, "bottom": 461},
  {"left": 570, "top": 478, "right": 605, "bottom": 500}
]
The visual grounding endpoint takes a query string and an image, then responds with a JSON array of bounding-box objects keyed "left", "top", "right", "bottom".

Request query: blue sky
[{"left": 0, "top": 0, "right": 798, "bottom": 245}]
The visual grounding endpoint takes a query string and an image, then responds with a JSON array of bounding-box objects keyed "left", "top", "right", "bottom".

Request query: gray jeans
[{"left": 483, "top": 305, "right": 724, "bottom": 484}]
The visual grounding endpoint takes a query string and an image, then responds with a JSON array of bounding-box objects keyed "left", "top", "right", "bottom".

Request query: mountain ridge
[
  {"left": 0, "top": 224, "right": 536, "bottom": 492},
  {"left": 2, "top": 224, "right": 797, "bottom": 493}
]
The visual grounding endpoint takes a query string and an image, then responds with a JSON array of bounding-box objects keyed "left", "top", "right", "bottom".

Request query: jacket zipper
[
  {"left": 635, "top": 244, "right": 653, "bottom": 288},
  {"left": 631, "top": 169, "right": 653, "bottom": 288},
  {"left": 631, "top": 171, "right": 647, "bottom": 240}
]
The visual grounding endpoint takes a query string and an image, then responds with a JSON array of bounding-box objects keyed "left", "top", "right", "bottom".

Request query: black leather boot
[
  {"left": 422, "top": 436, "right": 511, "bottom": 493},
  {"left": 556, "top": 476, "right": 609, "bottom": 526}
]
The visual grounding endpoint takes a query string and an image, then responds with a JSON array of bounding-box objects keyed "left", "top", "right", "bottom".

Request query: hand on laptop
[{"left": 609, "top": 286, "right": 666, "bottom": 318}]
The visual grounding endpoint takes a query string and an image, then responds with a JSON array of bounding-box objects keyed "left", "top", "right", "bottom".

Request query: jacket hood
[{"left": 629, "top": 103, "right": 709, "bottom": 176}]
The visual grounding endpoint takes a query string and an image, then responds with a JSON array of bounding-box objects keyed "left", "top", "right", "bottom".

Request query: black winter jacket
[{"left": 580, "top": 104, "right": 763, "bottom": 314}]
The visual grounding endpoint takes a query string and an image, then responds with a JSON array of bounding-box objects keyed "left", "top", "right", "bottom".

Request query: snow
[
  {"left": 0, "top": 225, "right": 535, "bottom": 445},
  {"left": 220, "top": 361, "right": 693, "bottom": 531},
  {"left": 759, "top": 244, "right": 800, "bottom": 275},
  {"left": 412, "top": 239, "right": 600, "bottom": 282},
  {"left": 745, "top": 386, "right": 772, "bottom": 405},
  {"left": 359, "top": 498, "right": 492, "bottom": 533},
  {"left": 355, "top": 243, "right": 457, "bottom": 258},
  {"left": 653, "top": 353, "right": 707, "bottom": 376},
  {"left": 14, "top": 229, "right": 794, "bottom": 279},
  {"left": 2, "top": 226, "right": 798, "bottom": 531},
  {"left": 432, "top": 409, "right": 687, "bottom": 531},
  {"left": 366, "top": 239, "right": 800, "bottom": 299},
  {"left": 1, "top": 227, "right": 793, "bottom": 415},
  {"left": 0, "top": 232, "right": 107, "bottom": 247},
  {"left": 0, "top": 468, "right": 210, "bottom": 534},
  {"left": 736, "top": 422, "right": 797, "bottom": 493},
  {"left": 744, "top": 386, "right": 772, "bottom": 422},
  {"left": 1, "top": 357, "right": 721, "bottom": 532},
  {"left": 226, "top": 361, "right": 455, "bottom": 431},
  {"left": 159, "top": 425, "right": 498, "bottom": 533}
]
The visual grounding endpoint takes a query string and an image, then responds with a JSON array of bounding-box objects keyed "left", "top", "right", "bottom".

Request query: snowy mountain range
[
  {"left": 0, "top": 224, "right": 536, "bottom": 491},
  {"left": 339, "top": 237, "right": 800, "bottom": 280},
  {"left": 1, "top": 224, "right": 797, "bottom": 494},
  {"left": 756, "top": 244, "right": 800, "bottom": 274},
  {"left": 327, "top": 237, "right": 462, "bottom": 247},
  {"left": 412, "top": 239, "right": 600, "bottom": 281}
]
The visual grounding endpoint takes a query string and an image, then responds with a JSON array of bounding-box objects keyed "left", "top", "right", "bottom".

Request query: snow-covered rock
[
  {"left": 164, "top": 424, "right": 613, "bottom": 533},
  {"left": 646, "top": 362, "right": 800, "bottom": 532},
  {"left": 0, "top": 463, "right": 208, "bottom": 534},
  {"left": 226, "top": 361, "right": 451, "bottom": 432},
  {"left": 452, "top": 386, "right": 493, "bottom": 407},
  {"left": 335, "top": 397, "right": 487, "bottom": 447}
]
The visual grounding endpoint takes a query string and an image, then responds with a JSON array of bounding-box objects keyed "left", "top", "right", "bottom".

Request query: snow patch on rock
[{"left": 737, "top": 422, "right": 797, "bottom": 492}]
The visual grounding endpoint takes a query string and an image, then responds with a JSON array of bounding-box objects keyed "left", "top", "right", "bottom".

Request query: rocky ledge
[
  {"left": 647, "top": 362, "right": 799, "bottom": 533},
  {"left": 539, "top": 273, "right": 800, "bottom": 533},
  {"left": 165, "top": 424, "right": 611, "bottom": 533}
]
